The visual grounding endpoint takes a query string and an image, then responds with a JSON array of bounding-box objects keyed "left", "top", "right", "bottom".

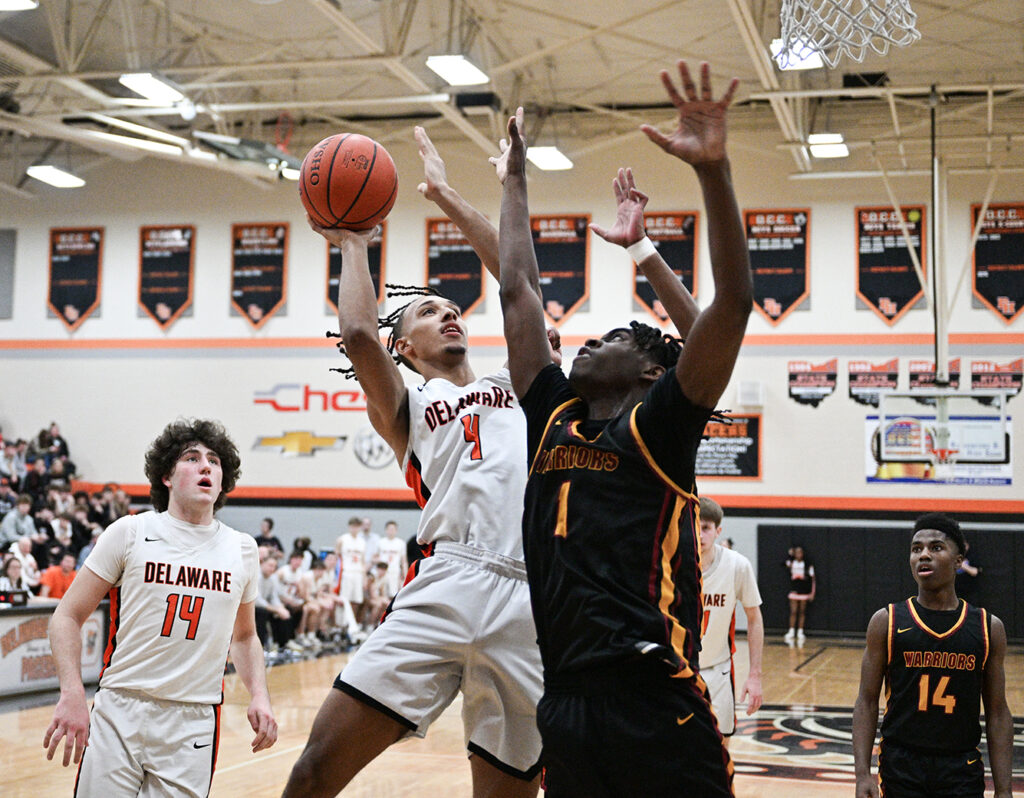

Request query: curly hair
[
  {"left": 144, "top": 419, "right": 241, "bottom": 513},
  {"left": 327, "top": 284, "right": 454, "bottom": 379},
  {"left": 628, "top": 320, "right": 683, "bottom": 369}
]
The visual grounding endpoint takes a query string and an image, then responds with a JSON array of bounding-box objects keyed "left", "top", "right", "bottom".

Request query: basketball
[{"left": 299, "top": 133, "right": 398, "bottom": 230}]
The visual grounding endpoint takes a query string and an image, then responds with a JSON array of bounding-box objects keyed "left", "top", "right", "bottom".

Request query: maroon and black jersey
[
  {"left": 519, "top": 364, "right": 713, "bottom": 679},
  {"left": 880, "top": 598, "right": 989, "bottom": 753}
]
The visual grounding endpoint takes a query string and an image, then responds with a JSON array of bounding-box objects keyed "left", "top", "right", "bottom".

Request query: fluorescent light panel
[
  {"left": 280, "top": 166, "right": 301, "bottom": 181},
  {"left": 770, "top": 38, "right": 824, "bottom": 71},
  {"left": 0, "top": 0, "right": 39, "bottom": 10},
  {"left": 808, "top": 133, "right": 849, "bottom": 158},
  {"left": 83, "top": 129, "right": 184, "bottom": 155},
  {"left": 26, "top": 165, "right": 85, "bottom": 188},
  {"left": 119, "top": 72, "right": 185, "bottom": 104},
  {"left": 425, "top": 55, "right": 490, "bottom": 86},
  {"left": 88, "top": 114, "right": 190, "bottom": 147},
  {"left": 526, "top": 146, "right": 573, "bottom": 171}
]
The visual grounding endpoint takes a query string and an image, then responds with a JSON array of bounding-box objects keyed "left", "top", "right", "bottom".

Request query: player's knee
[{"left": 284, "top": 746, "right": 333, "bottom": 796}]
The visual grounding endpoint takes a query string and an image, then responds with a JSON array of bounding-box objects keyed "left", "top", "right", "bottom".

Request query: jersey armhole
[{"left": 885, "top": 603, "right": 895, "bottom": 664}]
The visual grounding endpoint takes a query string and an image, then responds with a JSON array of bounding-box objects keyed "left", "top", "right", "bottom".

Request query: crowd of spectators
[
  {"left": 0, "top": 421, "right": 133, "bottom": 604},
  {"left": 252, "top": 516, "right": 408, "bottom": 664}
]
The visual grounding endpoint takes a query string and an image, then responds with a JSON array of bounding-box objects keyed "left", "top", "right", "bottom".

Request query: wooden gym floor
[{"left": 5, "top": 636, "right": 1023, "bottom": 797}]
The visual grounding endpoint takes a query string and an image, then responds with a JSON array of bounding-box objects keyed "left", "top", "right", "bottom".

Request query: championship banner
[
  {"left": 848, "top": 359, "right": 899, "bottom": 407},
  {"left": 908, "top": 358, "right": 961, "bottom": 404},
  {"left": 48, "top": 227, "right": 103, "bottom": 332},
  {"left": 745, "top": 209, "right": 809, "bottom": 325},
  {"left": 634, "top": 211, "right": 698, "bottom": 326},
  {"left": 231, "top": 223, "right": 288, "bottom": 329},
  {"left": 971, "top": 359, "right": 1022, "bottom": 404},
  {"left": 0, "top": 607, "right": 105, "bottom": 697},
  {"left": 788, "top": 359, "right": 837, "bottom": 407},
  {"left": 856, "top": 206, "right": 926, "bottom": 325},
  {"left": 696, "top": 414, "right": 761, "bottom": 479},
  {"left": 327, "top": 223, "right": 385, "bottom": 314},
  {"left": 425, "top": 218, "right": 485, "bottom": 317},
  {"left": 139, "top": 225, "right": 194, "bottom": 329},
  {"left": 531, "top": 214, "right": 590, "bottom": 325},
  {"left": 972, "top": 203, "right": 1024, "bottom": 323}
]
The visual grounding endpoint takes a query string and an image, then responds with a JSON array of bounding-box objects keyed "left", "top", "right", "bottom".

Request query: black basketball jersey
[
  {"left": 880, "top": 598, "right": 989, "bottom": 753},
  {"left": 519, "top": 364, "right": 713, "bottom": 679}
]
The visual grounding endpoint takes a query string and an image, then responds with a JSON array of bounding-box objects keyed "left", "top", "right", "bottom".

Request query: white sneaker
[
  {"left": 285, "top": 639, "right": 306, "bottom": 653},
  {"left": 797, "top": 630, "right": 806, "bottom": 645},
  {"left": 783, "top": 629, "right": 795, "bottom": 644}
]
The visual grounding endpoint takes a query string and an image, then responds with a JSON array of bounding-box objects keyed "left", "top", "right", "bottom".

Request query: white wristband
[{"left": 626, "top": 236, "right": 657, "bottom": 262}]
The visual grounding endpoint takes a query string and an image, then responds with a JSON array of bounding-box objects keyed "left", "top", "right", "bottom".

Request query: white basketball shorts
[
  {"left": 702, "top": 658, "right": 737, "bottom": 736},
  {"left": 75, "top": 688, "right": 220, "bottom": 797},
  {"left": 336, "top": 541, "right": 543, "bottom": 779},
  {"left": 339, "top": 571, "right": 364, "bottom": 603}
]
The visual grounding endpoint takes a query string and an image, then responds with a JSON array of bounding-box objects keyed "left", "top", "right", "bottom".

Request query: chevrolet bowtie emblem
[{"left": 254, "top": 431, "right": 346, "bottom": 457}]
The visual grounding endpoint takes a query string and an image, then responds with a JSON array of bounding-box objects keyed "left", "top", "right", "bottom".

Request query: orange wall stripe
[{"left": 5, "top": 331, "right": 1024, "bottom": 351}]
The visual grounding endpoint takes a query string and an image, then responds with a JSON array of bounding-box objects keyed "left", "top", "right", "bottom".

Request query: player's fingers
[
  {"left": 720, "top": 76, "right": 740, "bottom": 107},
  {"left": 630, "top": 188, "right": 649, "bottom": 206},
  {"left": 514, "top": 106, "right": 525, "bottom": 135},
  {"left": 612, "top": 178, "right": 624, "bottom": 203},
  {"left": 623, "top": 167, "right": 636, "bottom": 189},
  {"left": 588, "top": 223, "right": 609, "bottom": 240},
  {"left": 677, "top": 60, "right": 698, "bottom": 102},
  {"left": 699, "top": 61, "right": 712, "bottom": 100},
  {"left": 43, "top": 721, "right": 57, "bottom": 749},
  {"left": 73, "top": 731, "right": 88, "bottom": 764},
  {"left": 639, "top": 124, "right": 670, "bottom": 152},
  {"left": 416, "top": 181, "right": 428, "bottom": 195},
  {"left": 659, "top": 69, "right": 684, "bottom": 107}
]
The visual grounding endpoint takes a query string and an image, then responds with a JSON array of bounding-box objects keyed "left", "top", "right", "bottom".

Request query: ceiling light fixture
[
  {"left": 82, "top": 129, "right": 184, "bottom": 155},
  {"left": 526, "top": 146, "right": 573, "bottom": 171},
  {"left": 26, "top": 165, "right": 85, "bottom": 188},
  {"left": 0, "top": 0, "right": 39, "bottom": 10},
  {"left": 808, "top": 132, "right": 850, "bottom": 158},
  {"left": 87, "top": 113, "right": 190, "bottom": 147},
  {"left": 118, "top": 72, "right": 185, "bottom": 104},
  {"left": 426, "top": 55, "right": 490, "bottom": 86},
  {"left": 770, "top": 38, "right": 824, "bottom": 71}
]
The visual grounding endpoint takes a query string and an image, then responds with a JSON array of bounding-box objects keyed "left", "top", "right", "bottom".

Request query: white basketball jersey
[
  {"left": 376, "top": 536, "right": 406, "bottom": 593},
  {"left": 84, "top": 511, "right": 258, "bottom": 704},
  {"left": 403, "top": 368, "right": 527, "bottom": 560},
  {"left": 699, "top": 545, "right": 762, "bottom": 669},
  {"left": 339, "top": 533, "right": 366, "bottom": 576}
]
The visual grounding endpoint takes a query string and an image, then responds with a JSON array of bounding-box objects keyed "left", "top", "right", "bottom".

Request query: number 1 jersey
[{"left": 84, "top": 511, "right": 258, "bottom": 704}]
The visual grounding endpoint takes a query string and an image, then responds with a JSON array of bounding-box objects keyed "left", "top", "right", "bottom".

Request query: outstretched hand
[
  {"left": 590, "top": 167, "right": 649, "bottom": 248},
  {"left": 306, "top": 214, "right": 380, "bottom": 248},
  {"left": 641, "top": 61, "right": 738, "bottom": 166},
  {"left": 415, "top": 126, "right": 448, "bottom": 202},
  {"left": 489, "top": 107, "right": 526, "bottom": 183}
]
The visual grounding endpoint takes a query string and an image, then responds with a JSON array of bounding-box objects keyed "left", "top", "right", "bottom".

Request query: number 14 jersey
[
  {"left": 880, "top": 597, "right": 989, "bottom": 752},
  {"left": 84, "top": 511, "right": 258, "bottom": 704}
]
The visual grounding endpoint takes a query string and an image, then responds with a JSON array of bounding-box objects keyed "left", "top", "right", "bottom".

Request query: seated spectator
[
  {"left": 11, "top": 536, "right": 41, "bottom": 592},
  {"left": 292, "top": 536, "right": 314, "bottom": 571},
  {"left": 0, "top": 475, "right": 18, "bottom": 517},
  {"left": 111, "top": 485, "right": 131, "bottom": 518},
  {"left": 46, "top": 421, "right": 72, "bottom": 469},
  {"left": 12, "top": 439, "right": 29, "bottom": 483},
  {"left": 0, "top": 441, "right": 20, "bottom": 492},
  {"left": 39, "top": 552, "right": 77, "bottom": 599},
  {"left": 295, "top": 558, "right": 329, "bottom": 649},
  {"left": 76, "top": 527, "right": 102, "bottom": 568},
  {"left": 255, "top": 555, "right": 293, "bottom": 652},
  {"left": 1, "top": 494, "right": 36, "bottom": 552},
  {"left": 22, "top": 457, "right": 49, "bottom": 509},
  {"left": 70, "top": 506, "right": 97, "bottom": 551},
  {"left": 50, "top": 512, "right": 78, "bottom": 557},
  {"left": 0, "top": 556, "right": 30, "bottom": 592},
  {"left": 255, "top": 517, "right": 285, "bottom": 555},
  {"left": 47, "top": 460, "right": 71, "bottom": 493},
  {"left": 277, "top": 552, "right": 308, "bottom": 645},
  {"left": 362, "top": 562, "right": 391, "bottom": 630}
]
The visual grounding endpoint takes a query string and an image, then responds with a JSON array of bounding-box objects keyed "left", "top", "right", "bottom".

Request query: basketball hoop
[{"left": 779, "top": 0, "right": 922, "bottom": 69}]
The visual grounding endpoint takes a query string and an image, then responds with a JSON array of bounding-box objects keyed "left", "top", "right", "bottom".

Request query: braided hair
[
  {"left": 327, "top": 284, "right": 452, "bottom": 379},
  {"left": 628, "top": 320, "right": 683, "bottom": 370}
]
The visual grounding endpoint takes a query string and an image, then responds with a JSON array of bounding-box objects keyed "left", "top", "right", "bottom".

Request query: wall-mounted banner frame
[
  {"left": 745, "top": 209, "right": 809, "bottom": 325},
  {"left": 848, "top": 358, "right": 899, "bottom": 407},
  {"left": 327, "top": 222, "right": 385, "bottom": 314},
  {"left": 972, "top": 202, "right": 1024, "bottom": 324},
  {"left": 231, "top": 223, "right": 288, "bottom": 330},
  {"left": 425, "top": 218, "right": 485, "bottom": 318},
  {"left": 531, "top": 214, "right": 591, "bottom": 325},
  {"left": 696, "top": 414, "right": 761, "bottom": 479},
  {"left": 48, "top": 227, "right": 103, "bottom": 332},
  {"left": 855, "top": 205, "right": 926, "bottom": 325},
  {"left": 787, "top": 359, "right": 837, "bottom": 407},
  {"left": 139, "top": 225, "right": 194, "bottom": 329},
  {"left": 971, "top": 359, "right": 1022, "bottom": 403},
  {"left": 634, "top": 211, "right": 698, "bottom": 326}
]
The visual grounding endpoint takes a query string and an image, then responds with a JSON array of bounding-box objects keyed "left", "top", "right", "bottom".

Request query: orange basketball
[{"left": 299, "top": 133, "right": 398, "bottom": 230}]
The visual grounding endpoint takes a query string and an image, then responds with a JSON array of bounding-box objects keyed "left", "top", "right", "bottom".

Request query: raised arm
[
  {"left": 311, "top": 219, "right": 409, "bottom": 459},
  {"left": 590, "top": 167, "right": 700, "bottom": 338},
  {"left": 982, "top": 615, "right": 1013, "bottom": 798},
  {"left": 415, "top": 126, "right": 500, "bottom": 279},
  {"left": 642, "top": 61, "right": 752, "bottom": 408},
  {"left": 498, "top": 114, "right": 553, "bottom": 398},
  {"left": 852, "top": 608, "right": 888, "bottom": 798}
]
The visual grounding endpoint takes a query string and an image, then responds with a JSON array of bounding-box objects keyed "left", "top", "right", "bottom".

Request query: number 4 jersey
[
  {"left": 880, "top": 597, "right": 989, "bottom": 752},
  {"left": 403, "top": 368, "right": 527, "bottom": 560},
  {"left": 84, "top": 511, "right": 258, "bottom": 704}
]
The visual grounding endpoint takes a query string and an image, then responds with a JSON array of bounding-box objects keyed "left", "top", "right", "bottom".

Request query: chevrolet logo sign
[{"left": 254, "top": 431, "right": 347, "bottom": 457}]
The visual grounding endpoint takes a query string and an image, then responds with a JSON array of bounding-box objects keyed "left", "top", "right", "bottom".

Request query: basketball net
[{"left": 779, "top": 0, "right": 922, "bottom": 69}]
